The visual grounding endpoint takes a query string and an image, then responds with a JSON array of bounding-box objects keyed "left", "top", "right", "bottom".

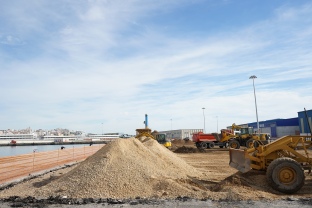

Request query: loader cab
[
  {"left": 240, "top": 127, "right": 253, "bottom": 135},
  {"left": 155, "top": 133, "right": 172, "bottom": 148}
]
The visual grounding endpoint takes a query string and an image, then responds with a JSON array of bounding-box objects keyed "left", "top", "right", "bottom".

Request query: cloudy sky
[{"left": 1, "top": 0, "right": 311, "bottom": 135}]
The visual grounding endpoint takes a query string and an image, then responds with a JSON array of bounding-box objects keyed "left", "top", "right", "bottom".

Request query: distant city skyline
[{"left": 0, "top": 128, "right": 121, "bottom": 136}]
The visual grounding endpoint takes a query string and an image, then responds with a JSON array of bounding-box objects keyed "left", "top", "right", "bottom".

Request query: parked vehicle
[
  {"left": 220, "top": 123, "right": 270, "bottom": 149},
  {"left": 192, "top": 132, "right": 228, "bottom": 149},
  {"left": 229, "top": 108, "right": 312, "bottom": 194},
  {"left": 229, "top": 135, "right": 312, "bottom": 193}
]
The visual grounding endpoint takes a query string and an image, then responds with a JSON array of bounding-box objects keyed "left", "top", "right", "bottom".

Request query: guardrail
[{"left": 0, "top": 144, "right": 104, "bottom": 185}]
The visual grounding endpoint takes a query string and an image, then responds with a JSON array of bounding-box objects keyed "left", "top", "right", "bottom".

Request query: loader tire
[
  {"left": 196, "top": 142, "right": 200, "bottom": 149},
  {"left": 229, "top": 140, "right": 240, "bottom": 149},
  {"left": 208, "top": 142, "right": 215, "bottom": 149},
  {"left": 200, "top": 142, "right": 208, "bottom": 149},
  {"left": 246, "top": 139, "right": 254, "bottom": 148},
  {"left": 266, "top": 157, "right": 305, "bottom": 194}
]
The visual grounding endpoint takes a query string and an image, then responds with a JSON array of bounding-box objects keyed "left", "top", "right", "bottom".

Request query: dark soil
[
  {"left": 1, "top": 196, "right": 311, "bottom": 208},
  {"left": 174, "top": 146, "right": 205, "bottom": 153}
]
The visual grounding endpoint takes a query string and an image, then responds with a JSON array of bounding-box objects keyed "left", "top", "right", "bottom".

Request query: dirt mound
[
  {"left": 171, "top": 139, "right": 185, "bottom": 144},
  {"left": 174, "top": 146, "right": 205, "bottom": 153},
  {"left": 170, "top": 139, "right": 195, "bottom": 151},
  {"left": 184, "top": 140, "right": 194, "bottom": 145},
  {"left": 34, "top": 138, "right": 207, "bottom": 199}
]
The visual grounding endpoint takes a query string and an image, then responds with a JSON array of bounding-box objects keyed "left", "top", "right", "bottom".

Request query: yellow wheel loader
[
  {"left": 229, "top": 135, "right": 312, "bottom": 194},
  {"left": 154, "top": 132, "right": 172, "bottom": 148},
  {"left": 220, "top": 123, "right": 270, "bottom": 149}
]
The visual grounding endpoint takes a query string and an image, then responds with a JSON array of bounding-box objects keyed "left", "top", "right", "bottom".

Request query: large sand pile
[{"left": 34, "top": 138, "right": 207, "bottom": 199}]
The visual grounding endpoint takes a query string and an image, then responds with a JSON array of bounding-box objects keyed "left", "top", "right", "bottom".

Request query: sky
[{"left": 0, "top": 0, "right": 312, "bottom": 135}]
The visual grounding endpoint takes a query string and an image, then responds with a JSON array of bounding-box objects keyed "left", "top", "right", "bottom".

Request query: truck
[{"left": 192, "top": 132, "right": 228, "bottom": 149}]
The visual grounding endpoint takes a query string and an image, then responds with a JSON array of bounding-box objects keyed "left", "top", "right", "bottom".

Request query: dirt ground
[{"left": 0, "top": 139, "right": 311, "bottom": 207}]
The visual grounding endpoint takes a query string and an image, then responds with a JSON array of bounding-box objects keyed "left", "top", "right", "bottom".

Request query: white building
[
  {"left": 157, "top": 129, "right": 203, "bottom": 140},
  {"left": 0, "top": 133, "right": 37, "bottom": 140}
]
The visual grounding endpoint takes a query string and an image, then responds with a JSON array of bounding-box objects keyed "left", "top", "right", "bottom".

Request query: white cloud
[{"left": 0, "top": 1, "right": 311, "bottom": 134}]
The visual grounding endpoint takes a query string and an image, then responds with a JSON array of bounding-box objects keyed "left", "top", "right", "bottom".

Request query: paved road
[{"left": 0, "top": 198, "right": 311, "bottom": 208}]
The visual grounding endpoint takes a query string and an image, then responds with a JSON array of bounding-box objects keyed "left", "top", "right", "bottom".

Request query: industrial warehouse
[{"left": 159, "top": 109, "right": 312, "bottom": 140}]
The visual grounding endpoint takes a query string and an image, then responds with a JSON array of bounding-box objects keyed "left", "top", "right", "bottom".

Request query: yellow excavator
[
  {"left": 219, "top": 123, "right": 270, "bottom": 149},
  {"left": 229, "top": 108, "right": 312, "bottom": 194}
]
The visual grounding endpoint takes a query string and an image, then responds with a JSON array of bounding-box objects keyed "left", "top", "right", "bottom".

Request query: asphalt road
[{"left": 0, "top": 197, "right": 311, "bottom": 208}]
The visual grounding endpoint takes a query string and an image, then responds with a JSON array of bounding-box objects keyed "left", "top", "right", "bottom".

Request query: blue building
[
  {"left": 297, "top": 109, "right": 312, "bottom": 135},
  {"left": 247, "top": 118, "right": 299, "bottom": 138}
]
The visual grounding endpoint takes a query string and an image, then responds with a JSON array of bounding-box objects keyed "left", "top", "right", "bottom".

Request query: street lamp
[
  {"left": 249, "top": 75, "right": 260, "bottom": 135},
  {"left": 101, "top": 123, "right": 103, "bottom": 135},
  {"left": 202, "top": 107, "right": 206, "bottom": 133}
]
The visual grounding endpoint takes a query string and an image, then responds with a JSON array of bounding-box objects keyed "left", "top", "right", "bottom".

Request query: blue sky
[{"left": 0, "top": 0, "right": 312, "bottom": 134}]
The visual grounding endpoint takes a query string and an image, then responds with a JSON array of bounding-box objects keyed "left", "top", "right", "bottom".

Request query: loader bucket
[{"left": 229, "top": 148, "right": 251, "bottom": 173}]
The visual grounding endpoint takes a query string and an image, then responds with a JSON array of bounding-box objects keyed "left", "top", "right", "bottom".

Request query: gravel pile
[{"left": 34, "top": 138, "right": 206, "bottom": 199}]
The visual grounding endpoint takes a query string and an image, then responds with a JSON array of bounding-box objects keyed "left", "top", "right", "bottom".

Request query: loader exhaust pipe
[{"left": 304, "top": 108, "right": 312, "bottom": 136}]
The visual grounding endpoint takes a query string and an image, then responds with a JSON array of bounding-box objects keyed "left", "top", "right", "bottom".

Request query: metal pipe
[{"left": 145, "top": 114, "right": 148, "bottom": 129}]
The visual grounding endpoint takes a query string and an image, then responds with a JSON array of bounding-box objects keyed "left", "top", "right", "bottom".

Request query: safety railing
[{"left": 0, "top": 144, "right": 104, "bottom": 185}]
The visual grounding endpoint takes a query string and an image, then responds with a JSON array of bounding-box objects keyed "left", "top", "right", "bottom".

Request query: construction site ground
[{"left": 0, "top": 139, "right": 311, "bottom": 207}]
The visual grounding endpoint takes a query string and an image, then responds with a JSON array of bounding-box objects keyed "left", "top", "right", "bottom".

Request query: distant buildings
[
  {"left": 234, "top": 109, "right": 312, "bottom": 138},
  {"left": 0, "top": 128, "right": 130, "bottom": 141},
  {"left": 157, "top": 129, "right": 203, "bottom": 140}
]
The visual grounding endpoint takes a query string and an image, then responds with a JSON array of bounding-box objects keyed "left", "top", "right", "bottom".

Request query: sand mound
[{"left": 35, "top": 138, "right": 205, "bottom": 199}]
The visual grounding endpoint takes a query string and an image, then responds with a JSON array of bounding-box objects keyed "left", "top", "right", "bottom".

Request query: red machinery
[
  {"left": 192, "top": 132, "right": 228, "bottom": 149},
  {"left": 10, "top": 140, "right": 17, "bottom": 145}
]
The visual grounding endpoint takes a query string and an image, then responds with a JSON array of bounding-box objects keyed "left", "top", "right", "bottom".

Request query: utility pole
[
  {"left": 249, "top": 75, "right": 260, "bottom": 136},
  {"left": 202, "top": 107, "right": 206, "bottom": 133}
]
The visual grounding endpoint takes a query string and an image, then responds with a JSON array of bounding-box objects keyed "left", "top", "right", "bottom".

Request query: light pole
[
  {"left": 249, "top": 75, "right": 260, "bottom": 135},
  {"left": 216, "top": 116, "right": 218, "bottom": 133},
  {"left": 202, "top": 107, "right": 206, "bottom": 133},
  {"left": 101, "top": 123, "right": 103, "bottom": 135}
]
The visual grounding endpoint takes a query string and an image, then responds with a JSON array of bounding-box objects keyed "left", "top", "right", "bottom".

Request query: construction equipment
[
  {"left": 153, "top": 132, "right": 172, "bottom": 148},
  {"left": 220, "top": 123, "right": 270, "bottom": 149},
  {"left": 229, "top": 135, "right": 312, "bottom": 193},
  {"left": 135, "top": 114, "right": 154, "bottom": 138},
  {"left": 230, "top": 108, "right": 312, "bottom": 194},
  {"left": 135, "top": 114, "right": 171, "bottom": 148},
  {"left": 192, "top": 132, "right": 228, "bottom": 149}
]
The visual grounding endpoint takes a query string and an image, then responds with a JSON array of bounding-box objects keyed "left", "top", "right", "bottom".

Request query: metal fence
[{"left": 0, "top": 144, "right": 104, "bottom": 185}]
